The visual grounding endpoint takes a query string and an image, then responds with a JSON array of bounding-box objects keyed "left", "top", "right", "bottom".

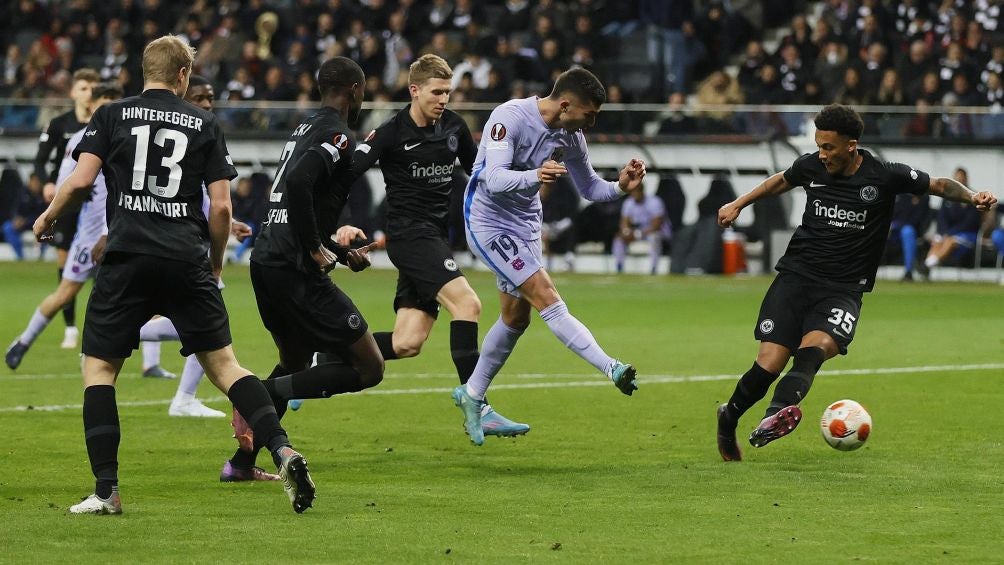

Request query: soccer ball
[{"left": 820, "top": 399, "right": 872, "bottom": 451}]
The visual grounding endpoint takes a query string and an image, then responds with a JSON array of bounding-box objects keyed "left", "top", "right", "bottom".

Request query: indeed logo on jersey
[
  {"left": 410, "top": 161, "right": 454, "bottom": 184},
  {"left": 812, "top": 199, "right": 867, "bottom": 230}
]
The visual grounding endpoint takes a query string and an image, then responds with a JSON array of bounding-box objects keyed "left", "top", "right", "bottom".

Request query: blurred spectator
[
  {"left": 924, "top": 167, "right": 983, "bottom": 271},
  {"left": 849, "top": 13, "right": 887, "bottom": 58},
  {"left": 695, "top": 70, "right": 743, "bottom": 133},
  {"left": 981, "top": 45, "right": 1004, "bottom": 86},
  {"left": 938, "top": 43, "right": 977, "bottom": 91},
  {"left": 833, "top": 66, "right": 870, "bottom": 105},
  {"left": 888, "top": 193, "right": 932, "bottom": 281},
  {"left": 777, "top": 43, "right": 810, "bottom": 98},
  {"left": 903, "top": 100, "right": 941, "bottom": 137},
  {"left": 571, "top": 14, "right": 608, "bottom": 59},
  {"left": 382, "top": 10, "right": 414, "bottom": 89},
  {"left": 1, "top": 168, "right": 45, "bottom": 260},
  {"left": 471, "top": 68, "right": 506, "bottom": 102},
  {"left": 747, "top": 64, "right": 789, "bottom": 105},
  {"left": 532, "top": 38, "right": 566, "bottom": 83},
  {"left": 641, "top": 0, "right": 702, "bottom": 95},
  {"left": 592, "top": 83, "right": 639, "bottom": 135},
  {"left": 419, "top": 31, "right": 463, "bottom": 65},
  {"left": 497, "top": 0, "right": 532, "bottom": 37},
  {"left": 913, "top": 70, "right": 944, "bottom": 104},
  {"left": 858, "top": 42, "right": 890, "bottom": 94},
  {"left": 897, "top": 40, "right": 935, "bottom": 97},
  {"left": 816, "top": 41, "right": 850, "bottom": 96},
  {"left": 452, "top": 51, "right": 491, "bottom": 90},
  {"left": 874, "top": 68, "right": 906, "bottom": 106},
  {"left": 781, "top": 14, "right": 818, "bottom": 62},
  {"left": 260, "top": 66, "right": 295, "bottom": 101},
  {"left": 657, "top": 92, "right": 697, "bottom": 134},
  {"left": 737, "top": 40, "right": 768, "bottom": 90},
  {"left": 612, "top": 184, "right": 671, "bottom": 274}
]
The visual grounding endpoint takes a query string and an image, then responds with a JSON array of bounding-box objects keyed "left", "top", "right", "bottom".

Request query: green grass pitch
[{"left": 0, "top": 261, "right": 1001, "bottom": 563}]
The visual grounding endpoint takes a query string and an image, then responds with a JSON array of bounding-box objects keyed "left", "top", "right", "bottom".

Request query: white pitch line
[{"left": 1, "top": 362, "right": 1001, "bottom": 414}]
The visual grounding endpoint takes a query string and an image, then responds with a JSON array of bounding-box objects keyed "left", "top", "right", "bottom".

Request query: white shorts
[
  {"left": 466, "top": 229, "right": 543, "bottom": 297},
  {"left": 62, "top": 234, "right": 101, "bottom": 283}
]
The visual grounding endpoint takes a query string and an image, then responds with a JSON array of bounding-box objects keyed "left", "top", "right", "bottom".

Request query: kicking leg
[
  {"left": 749, "top": 332, "right": 835, "bottom": 449},
  {"left": 716, "top": 341, "right": 788, "bottom": 461},
  {"left": 520, "top": 269, "right": 636, "bottom": 395}
]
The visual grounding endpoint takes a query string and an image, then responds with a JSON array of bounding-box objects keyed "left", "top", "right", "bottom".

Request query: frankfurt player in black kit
[
  {"left": 343, "top": 54, "right": 529, "bottom": 437},
  {"left": 33, "top": 36, "right": 315, "bottom": 513},
  {"left": 32, "top": 67, "right": 99, "bottom": 349},
  {"left": 714, "top": 104, "right": 997, "bottom": 461},
  {"left": 222, "top": 57, "right": 384, "bottom": 477}
]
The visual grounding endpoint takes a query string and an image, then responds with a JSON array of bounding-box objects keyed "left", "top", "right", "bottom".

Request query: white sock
[
  {"left": 141, "top": 342, "right": 161, "bottom": 370},
  {"left": 176, "top": 354, "right": 204, "bottom": 397},
  {"left": 465, "top": 316, "right": 524, "bottom": 400},
  {"left": 19, "top": 308, "right": 52, "bottom": 346},
  {"left": 924, "top": 256, "right": 939, "bottom": 268},
  {"left": 139, "top": 317, "right": 179, "bottom": 341},
  {"left": 539, "top": 300, "right": 614, "bottom": 374}
]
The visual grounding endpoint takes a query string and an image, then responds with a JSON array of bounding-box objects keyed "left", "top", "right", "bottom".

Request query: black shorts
[
  {"left": 754, "top": 272, "right": 863, "bottom": 355},
  {"left": 50, "top": 207, "right": 80, "bottom": 251},
  {"left": 250, "top": 261, "right": 368, "bottom": 353},
  {"left": 82, "top": 252, "right": 232, "bottom": 359},
  {"left": 386, "top": 235, "right": 463, "bottom": 318}
]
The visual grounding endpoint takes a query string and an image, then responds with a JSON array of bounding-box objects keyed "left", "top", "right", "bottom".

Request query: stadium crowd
[{"left": 2, "top": 0, "right": 1003, "bottom": 136}]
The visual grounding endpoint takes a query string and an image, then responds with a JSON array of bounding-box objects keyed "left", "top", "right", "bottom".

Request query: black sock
[
  {"left": 724, "top": 362, "right": 780, "bottom": 422},
  {"left": 450, "top": 320, "right": 479, "bottom": 385},
  {"left": 266, "top": 362, "right": 367, "bottom": 400},
  {"left": 57, "top": 268, "right": 75, "bottom": 328},
  {"left": 232, "top": 365, "right": 291, "bottom": 470},
  {"left": 227, "top": 375, "right": 290, "bottom": 468},
  {"left": 765, "top": 347, "right": 826, "bottom": 417},
  {"left": 83, "top": 385, "right": 119, "bottom": 499},
  {"left": 374, "top": 332, "right": 397, "bottom": 360}
]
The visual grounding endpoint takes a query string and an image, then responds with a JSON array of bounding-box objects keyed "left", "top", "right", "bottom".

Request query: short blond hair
[
  {"left": 408, "top": 54, "right": 453, "bottom": 86},
  {"left": 72, "top": 68, "right": 100, "bottom": 84},
  {"left": 142, "top": 35, "right": 195, "bottom": 87}
]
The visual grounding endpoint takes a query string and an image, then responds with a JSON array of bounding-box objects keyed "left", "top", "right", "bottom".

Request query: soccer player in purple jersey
[{"left": 454, "top": 68, "right": 647, "bottom": 446}]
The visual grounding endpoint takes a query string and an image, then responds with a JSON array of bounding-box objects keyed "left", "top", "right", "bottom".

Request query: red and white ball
[{"left": 820, "top": 399, "right": 872, "bottom": 451}]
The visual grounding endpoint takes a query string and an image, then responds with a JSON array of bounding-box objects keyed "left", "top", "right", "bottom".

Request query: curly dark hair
[{"left": 814, "top": 104, "right": 864, "bottom": 139}]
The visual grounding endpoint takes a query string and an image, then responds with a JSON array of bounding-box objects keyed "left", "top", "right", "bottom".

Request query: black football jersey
[
  {"left": 35, "top": 109, "right": 88, "bottom": 184},
  {"left": 74, "top": 89, "right": 237, "bottom": 264},
  {"left": 352, "top": 107, "right": 476, "bottom": 237},
  {"left": 252, "top": 107, "right": 356, "bottom": 273},
  {"left": 777, "top": 149, "right": 930, "bottom": 292}
]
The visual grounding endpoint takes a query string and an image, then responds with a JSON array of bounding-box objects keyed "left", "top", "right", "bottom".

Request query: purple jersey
[
  {"left": 464, "top": 97, "right": 622, "bottom": 240},
  {"left": 622, "top": 195, "right": 671, "bottom": 238}
]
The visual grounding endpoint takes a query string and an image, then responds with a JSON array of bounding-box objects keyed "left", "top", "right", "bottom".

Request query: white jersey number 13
[{"left": 130, "top": 125, "right": 188, "bottom": 198}]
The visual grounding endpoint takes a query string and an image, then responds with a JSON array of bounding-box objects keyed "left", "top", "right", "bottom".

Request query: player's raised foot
[
  {"left": 142, "top": 365, "right": 176, "bottom": 379},
  {"left": 69, "top": 491, "right": 122, "bottom": 515},
  {"left": 169, "top": 396, "right": 225, "bottom": 418},
  {"left": 481, "top": 406, "right": 530, "bottom": 437},
  {"left": 451, "top": 385, "right": 485, "bottom": 446},
  {"left": 60, "top": 327, "right": 79, "bottom": 349},
  {"left": 749, "top": 405, "right": 803, "bottom": 448},
  {"left": 277, "top": 446, "right": 315, "bottom": 513},
  {"left": 219, "top": 460, "right": 281, "bottom": 482},
  {"left": 5, "top": 340, "right": 28, "bottom": 370},
  {"left": 230, "top": 408, "right": 254, "bottom": 452},
  {"left": 716, "top": 403, "right": 742, "bottom": 462},
  {"left": 288, "top": 399, "right": 304, "bottom": 411},
  {"left": 608, "top": 361, "right": 638, "bottom": 396}
]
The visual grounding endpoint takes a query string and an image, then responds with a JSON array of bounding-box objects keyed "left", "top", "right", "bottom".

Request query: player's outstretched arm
[
  {"left": 718, "top": 172, "right": 792, "bottom": 228},
  {"left": 206, "top": 179, "right": 234, "bottom": 279},
  {"left": 927, "top": 177, "right": 998, "bottom": 211},
  {"left": 33, "top": 152, "right": 101, "bottom": 241}
]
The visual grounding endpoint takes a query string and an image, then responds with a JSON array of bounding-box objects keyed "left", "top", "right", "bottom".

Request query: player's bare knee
[{"left": 395, "top": 338, "right": 423, "bottom": 358}]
